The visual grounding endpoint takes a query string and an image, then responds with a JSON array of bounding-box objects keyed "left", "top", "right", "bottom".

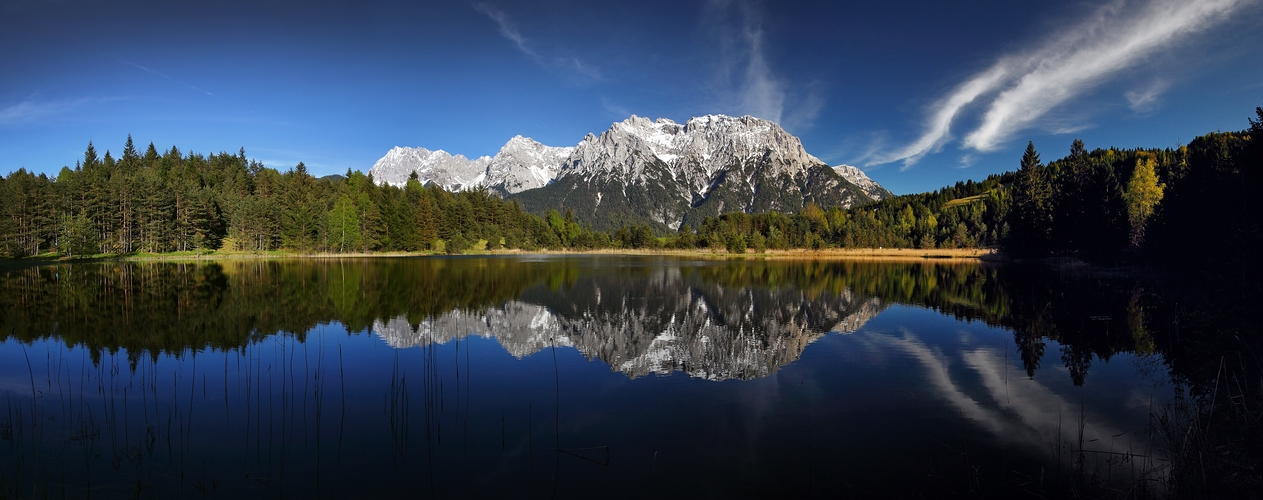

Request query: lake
[{"left": 0, "top": 256, "right": 1214, "bottom": 498}]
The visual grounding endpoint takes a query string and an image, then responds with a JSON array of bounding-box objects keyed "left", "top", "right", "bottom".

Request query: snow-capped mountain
[
  {"left": 369, "top": 136, "right": 572, "bottom": 195},
  {"left": 485, "top": 136, "right": 574, "bottom": 194},
  {"left": 370, "top": 147, "right": 490, "bottom": 192},
  {"left": 562, "top": 114, "right": 826, "bottom": 184},
  {"left": 515, "top": 114, "right": 875, "bottom": 230},
  {"left": 370, "top": 114, "right": 889, "bottom": 230}
]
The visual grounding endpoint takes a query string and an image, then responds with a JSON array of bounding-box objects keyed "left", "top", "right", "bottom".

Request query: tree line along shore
[
  {"left": 3, "top": 106, "right": 1259, "bottom": 275},
  {"left": 0, "top": 247, "right": 994, "bottom": 266}
]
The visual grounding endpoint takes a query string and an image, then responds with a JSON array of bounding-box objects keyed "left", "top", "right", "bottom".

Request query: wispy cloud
[
  {"left": 780, "top": 80, "right": 826, "bottom": 132},
  {"left": 0, "top": 97, "right": 91, "bottom": 125},
  {"left": 703, "top": 0, "right": 822, "bottom": 130},
  {"left": 567, "top": 58, "right": 603, "bottom": 81},
  {"left": 472, "top": 3, "right": 537, "bottom": 59},
  {"left": 120, "top": 60, "right": 216, "bottom": 97},
  {"left": 877, "top": 0, "right": 1249, "bottom": 167},
  {"left": 958, "top": 154, "right": 977, "bottom": 169},
  {"left": 600, "top": 97, "right": 631, "bottom": 118},
  {"left": 732, "top": 6, "right": 784, "bottom": 124},
  {"left": 870, "top": 65, "right": 1009, "bottom": 168},
  {"left": 472, "top": 3, "right": 602, "bottom": 83},
  {"left": 1124, "top": 79, "right": 1170, "bottom": 112}
]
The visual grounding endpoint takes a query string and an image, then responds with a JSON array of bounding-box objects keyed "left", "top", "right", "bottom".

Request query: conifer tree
[
  {"left": 1007, "top": 142, "right": 1053, "bottom": 255},
  {"left": 123, "top": 135, "right": 139, "bottom": 164},
  {"left": 281, "top": 163, "right": 319, "bottom": 251},
  {"left": 1053, "top": 139, "right": 1090, "bottom": 252},
  {"left": 82, "top": 141, "right": 99, "bottom": 170}
]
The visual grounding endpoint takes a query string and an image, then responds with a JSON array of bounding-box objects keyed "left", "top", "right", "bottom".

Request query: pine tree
[
  {"left": 1053, "top": 139, "right": 1090, "bottom": 252},
  {"left": 415, "top": 187, "right": 439, "bottom": 248},
  {"left": 123, "top": 135, "right": 139, "bottom": 163},
  {"left": 281, "top": 163, "right": 319, "bottom": 251},
  {"left": 82, "top": 141, "right": 99, "bottom": 170},
  {"left": 356, "top": 191, "right": 382, "bottom": 251},
  {"left": 1007, "top": 142, "right": 1054, "bottom": 255}
]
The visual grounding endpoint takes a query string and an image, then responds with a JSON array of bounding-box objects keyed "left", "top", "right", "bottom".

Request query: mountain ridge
[{"left": 369, "top": 114, "right": 889, "bottom": 231}]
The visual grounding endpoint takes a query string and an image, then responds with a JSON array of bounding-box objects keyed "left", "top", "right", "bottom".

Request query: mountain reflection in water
[
  {"left": 373, "top": 268, "right": 885, "bottom": 380},
  {"left": 0, "top": 257, "right": 1188, "bottom": 497}
]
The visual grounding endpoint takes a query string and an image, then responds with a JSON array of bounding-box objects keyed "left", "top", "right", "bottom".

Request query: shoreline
[{"left": 3, "top": 247, "right": 998, "bottom": 265}]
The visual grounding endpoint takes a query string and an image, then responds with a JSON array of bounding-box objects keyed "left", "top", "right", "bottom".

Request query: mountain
[
  {"left": 370, "top": 146, "right": 490, "bottom": 191},
  {"left": 369, "top": 136, "right": 573, "bottom": 195},
  {"left": 512, "top": 115, "right": 875, "bottom": 231},
  {"left": 484, "top": 136, "right": 574, "bottom": 195},
  {"left": 370, "top": 114, "right": 889, "bottom": 231}
]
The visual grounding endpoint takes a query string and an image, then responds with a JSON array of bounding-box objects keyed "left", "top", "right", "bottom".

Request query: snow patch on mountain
[{"left": 562, "top": 114, "right": 826, "bottom": 189}]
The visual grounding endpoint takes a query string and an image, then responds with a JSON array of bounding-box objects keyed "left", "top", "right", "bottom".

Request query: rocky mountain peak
[
  {"left": 486, "top": 136, "right": 574, "bottom": 194},
  {"left": 369, "top": 114, "right": 891, "bottom": 230}
]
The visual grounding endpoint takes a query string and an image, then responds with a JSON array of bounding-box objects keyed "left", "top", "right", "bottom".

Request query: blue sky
[{"left": 3, "top": 0, "right": 1261, "bottom": 194}]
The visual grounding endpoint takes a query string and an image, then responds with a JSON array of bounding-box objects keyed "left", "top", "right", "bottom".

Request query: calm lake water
[{"left": 0, "top": 256, "right": 1183, "bottom": 498}]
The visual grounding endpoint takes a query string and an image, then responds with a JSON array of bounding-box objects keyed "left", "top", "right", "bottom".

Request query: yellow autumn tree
[{"left": 1124, "top": 154, "right": 1164, "bottom": 246}]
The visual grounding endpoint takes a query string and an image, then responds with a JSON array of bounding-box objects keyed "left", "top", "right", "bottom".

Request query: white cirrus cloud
[
  {"left": 702, "top": 0, "right": 823, "bottom": 130},
  {"left": 0, "top": 97, "right": 92, "bottom": 125},
  {"left": 878, "top": 0, "right": 1250, "bottom": 168},
  {"left": 120, "top": 59, "right": 215, "bottom": 97},
  {"left": 472, "top": 2, "right": 537, "bottom": 59},
  {"left": 1124, "top": 80, "right": 1171, "bottom": 112},
  {"left": 472, "top": 3, "right": 601, "bottom": 83},
  {"left": 870, "top": 65, "right": 1010, "bottom": 168}
]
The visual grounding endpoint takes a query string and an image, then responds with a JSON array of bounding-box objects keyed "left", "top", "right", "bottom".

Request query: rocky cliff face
[{"left": 371, "top": 269, "right": 886, "bottom": 381}]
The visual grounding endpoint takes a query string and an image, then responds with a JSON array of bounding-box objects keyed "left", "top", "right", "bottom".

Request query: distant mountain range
[
  {"left": 370, "top": 135, "right": 574, "bottom": 195},
  {"left": 369, "top": 115, "right": 891, "bottom": 231}
]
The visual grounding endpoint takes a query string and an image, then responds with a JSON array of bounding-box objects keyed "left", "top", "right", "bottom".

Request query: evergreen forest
[{"left": 2, "top": 106, "right": 1260, "bottom": 272}]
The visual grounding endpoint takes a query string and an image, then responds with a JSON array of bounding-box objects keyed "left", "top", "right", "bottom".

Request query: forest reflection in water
[{"left": 0, "top": 256, "right": 1215, "bottom": 497}]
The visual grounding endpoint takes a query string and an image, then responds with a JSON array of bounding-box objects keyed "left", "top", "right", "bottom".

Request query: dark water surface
[{"left": 0, "top": 257, "right": 1191, "bottom": 497}]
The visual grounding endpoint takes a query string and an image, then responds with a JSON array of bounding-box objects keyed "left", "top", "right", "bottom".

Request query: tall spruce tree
[
  {"left": 1053, "top": 139, "right": 1089, "bottom": 252},
  {"left": 281, "top": 163, "right": 320, "bottom": 251},
  {"left": 1007, "top": 142, "right": 1054, "bottom": 256}
]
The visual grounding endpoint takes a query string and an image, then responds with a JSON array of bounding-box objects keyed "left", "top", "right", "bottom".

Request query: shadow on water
[{"left": 0, "top": 256, "right": 1257, "bottom": 498}]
